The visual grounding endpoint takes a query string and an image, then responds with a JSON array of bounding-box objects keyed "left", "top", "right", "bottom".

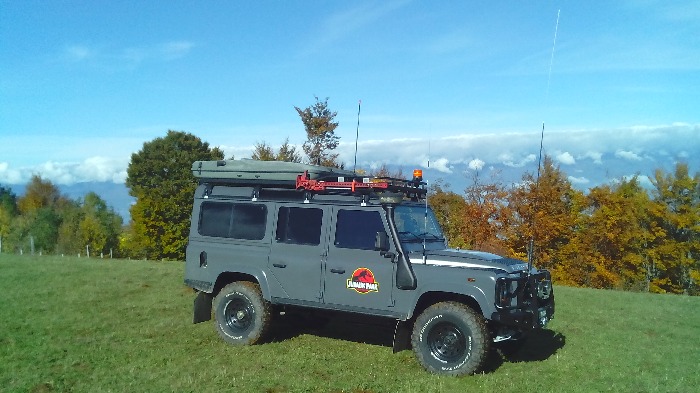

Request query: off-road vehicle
[{"left": 184, "top": 159, "right": 554, "bottom": 376}]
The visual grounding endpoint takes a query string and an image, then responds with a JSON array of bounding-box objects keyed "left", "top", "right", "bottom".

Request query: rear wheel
[
  {"left": 411, "top": 302, "right": 490, "bottom": 376},
  {"left": 213, "top": 281, "right": 271, "bottom": 345}
]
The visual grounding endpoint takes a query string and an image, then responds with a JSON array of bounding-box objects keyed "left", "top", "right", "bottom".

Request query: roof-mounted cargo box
[{"left": 192, "top": 159, "right": 355, "bottom": 188}]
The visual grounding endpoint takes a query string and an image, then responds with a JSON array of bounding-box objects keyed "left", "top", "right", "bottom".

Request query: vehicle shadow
[
  {"left": 266, "top": 311, "right": 395, "bottom": 347},
  {"left": 483, "top": 329, "right": 567, "bottom": 373},
  {"left": 267, "top": 311, "right": 566, "bottom": 371}
]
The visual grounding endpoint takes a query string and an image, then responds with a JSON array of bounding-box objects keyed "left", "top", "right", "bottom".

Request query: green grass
[{"left": 1, "top": 254, "right": 698, "bottom": 393}]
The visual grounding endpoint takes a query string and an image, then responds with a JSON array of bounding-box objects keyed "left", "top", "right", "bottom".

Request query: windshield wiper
[
  {"left": 417, "top": 232, "right": 444, "bottom": 241},
  {"left": 398, "top": 231, "right": 422, "bottom": 242}
]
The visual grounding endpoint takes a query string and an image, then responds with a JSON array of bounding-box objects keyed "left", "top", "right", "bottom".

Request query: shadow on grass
[
  {"left": 266, "top": 311, "right": 395, "bottom": 347},
  {"left": 483, "top": 329, "right": 567, "bottom": 373},
  {"left": 267, "top": 310, "right": 566, "bottom": 372}
]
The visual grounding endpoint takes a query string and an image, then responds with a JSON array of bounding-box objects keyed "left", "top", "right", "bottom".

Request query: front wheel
[
  {"left": 213, "top": 281, "right": 271, "bottom": 345},
  {"left": 411, "top": 302, "right": 490, "bottom": 376}
]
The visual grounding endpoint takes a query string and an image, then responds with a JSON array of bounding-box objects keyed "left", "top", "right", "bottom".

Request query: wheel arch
[
  {"left": 412, "top": 291, "right": 484, "bottom": 320},
  {"left": 213, "top": 269, "right": 271, "bottom": 300}
]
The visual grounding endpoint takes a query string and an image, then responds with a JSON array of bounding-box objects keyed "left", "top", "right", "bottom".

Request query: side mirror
[{"left": 375, "top": 231, "right": 390, "bottom": 252}]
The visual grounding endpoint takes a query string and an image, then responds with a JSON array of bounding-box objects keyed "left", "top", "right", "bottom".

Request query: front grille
[{"left": 494, "top": 271, "right": 553, "bottom": 310}]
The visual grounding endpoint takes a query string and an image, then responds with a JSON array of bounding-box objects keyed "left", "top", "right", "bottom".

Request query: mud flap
[
  {"left": 193, "top": 291, "right": 213, "bottom": 324},
  {"left": 393, "top": 320, "right": 412, "bottom": 353}
]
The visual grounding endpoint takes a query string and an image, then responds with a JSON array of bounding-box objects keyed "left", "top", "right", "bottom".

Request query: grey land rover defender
[{"left": 184, "top": 159, "right": 555, "bottom": 376}]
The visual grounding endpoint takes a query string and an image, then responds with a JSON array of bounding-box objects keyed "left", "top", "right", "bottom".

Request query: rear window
[{"left": 199, "top": 202, "right": 267, "bottom": 240}]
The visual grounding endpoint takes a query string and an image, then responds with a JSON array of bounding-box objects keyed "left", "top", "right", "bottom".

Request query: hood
[{"left": 411, "top": 249, "right": 529, "bottom": 273}]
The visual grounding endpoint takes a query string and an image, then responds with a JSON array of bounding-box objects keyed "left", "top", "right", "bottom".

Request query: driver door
[{"left": 323, "top": 207, "right": 396, "bottom": 312}]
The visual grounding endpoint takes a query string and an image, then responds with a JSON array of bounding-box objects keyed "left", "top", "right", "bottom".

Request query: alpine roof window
[{"left": 199, "top": 202, "right": 267, "bottom": 240}]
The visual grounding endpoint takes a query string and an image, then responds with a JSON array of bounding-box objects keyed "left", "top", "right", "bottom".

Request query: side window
[
  {"left": 199, "top": 202, "right": 267, "bottom": 240},
  {"left": 199, "top": 202, "right": 232, "bottom": 238},
  {"left": 335, "top": 209, "right": 385, "bottom": 250},
  {"left": 276, "top": 206, "right": 323, "bottom": 245},
  {"left": 230, "top": 204, "right": 267, "bottom": 240}
]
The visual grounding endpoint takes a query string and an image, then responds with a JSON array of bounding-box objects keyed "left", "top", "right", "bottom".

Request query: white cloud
[
  {"left": 568, "top": 176, "right": 590, "bottom": 185},
  {"left": 615, "top": 150, "right": 643, "bottom": 161},
  {"left": 122, "top": 41, "right": 196, "bottom": 65},
  {"left": 430, "top": 158, "right": 452, "bottom": 173},
  {"left": 468, "top": 158, "right": 485, "bottom": 171},
  {"left": 0, "top": 157, "right": 128, "bottom": 185},
  {"left": 582, "top": 151, "right": 603, "bottom": 164},
  {"left": 500, "top": 153, "right": 537, "bottom": 168},
  {"left": 555, "top": 152, "right": 576, "bottom": 165},
  {"left": 60, "top": 41, "right": 195, "bottom": 68},
  {"left": 302, "top": 0, "right": 410, "bottom": 56},
  {"left": 0, "top": 162, "right": 23, "bottom": 184},
  {"left": 160, "top": 41, "right": 195, "bottom": 59},
  {"left": 64, "top": 45, "right": 93, "bottom": 61}
]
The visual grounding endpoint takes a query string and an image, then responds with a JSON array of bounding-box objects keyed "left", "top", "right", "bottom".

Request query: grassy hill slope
[{"left": 1, "top": 255, "right": 698, "bottom": 392}]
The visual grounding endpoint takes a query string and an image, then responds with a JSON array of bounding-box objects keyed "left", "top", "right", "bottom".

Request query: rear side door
[
  {"left": 323, "top": 207, "right": 396, "bottom": 313},
  {"left": 267, "top": 204, "right": 328, "bottom": 304}
]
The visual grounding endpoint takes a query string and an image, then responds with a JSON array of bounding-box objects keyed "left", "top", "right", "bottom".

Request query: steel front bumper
[{"left": 491, "top": 271, "right": 555, "bottom": 330}]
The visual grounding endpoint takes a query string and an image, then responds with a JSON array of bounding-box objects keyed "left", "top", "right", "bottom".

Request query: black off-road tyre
[
  {"left": 213, "top": 281, "right": 271, "bottom": 345},
  {"left": 411, "top": 302, "right": 490, "bottom": 376}
]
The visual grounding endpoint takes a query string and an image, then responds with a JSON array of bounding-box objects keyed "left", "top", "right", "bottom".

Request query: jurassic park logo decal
[{"left": 347, "top": 267, "right": 379, "bottom": 294}]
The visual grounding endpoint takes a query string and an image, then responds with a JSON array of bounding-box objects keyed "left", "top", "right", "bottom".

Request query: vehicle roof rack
[{"left": 192, "top": 160, "right": 427, "bottom": 202}]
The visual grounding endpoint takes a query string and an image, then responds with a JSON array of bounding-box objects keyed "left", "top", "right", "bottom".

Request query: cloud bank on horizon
[{"left": 1, "top": 123, "right": 696, "bottom": 192}]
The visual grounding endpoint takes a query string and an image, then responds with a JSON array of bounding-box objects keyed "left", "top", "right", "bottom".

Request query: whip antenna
[
  {"left": 529, "top": 9, "right": 560, "bottom": 272},
  {"left": 353, "top": 100, "right": 361, "bottom": 174}
]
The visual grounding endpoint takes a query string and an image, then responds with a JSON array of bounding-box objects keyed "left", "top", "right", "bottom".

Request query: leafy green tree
[
  {"left": 17, "top": 175, "right": 62, "bottom": 215},
  {"left": 0, "top": 186, "right": 18, "bottom": 215},
  {"left": 83, "top": 192, "right": 122, "bottom": 256},
  {"left": 462, "top": 170, "right": 509, "bottom": 255},
  {"left": 503, "top": 156, "right": 585, "bottom": 278},
  {"left": 277, "top": 138, "right": 302, "bottom": 163},
  {"left": 55, "top": 203, "right": 82, "bottom": 255},
  {"left": 0, "top": 186, "right": 18, "bottom": 252},
  {"left": 251, "top": 138, "right": 302, "bottom": 162},
  {"left": 561, "top": 177, "right": 655, "bottom": 290},
  {"left": 12, "top": 176, "right": 69, "bottom": 253},
  {"left": 295, "top": 96, "right": 341, "bottom": 167},
  {"left": 79, "top": 214, "right": 107, "bottom": 256},
  {"left": 126, "top": 130, "right": 224, "bottom": 260},
  {"left": 648, "top": 163, "right": 700, "bottom": 294},
  {"left": 251, "top": 141, "right": 276, "bottom": 161},
  {"left": 29, "top": 207, "right": 61, "bottom": 253},
  {"left": 54, "top": 192, "right": 123, "bottom": 257},
  {"left": 428, "top": 181, "right": 470, "bottom": 249}
]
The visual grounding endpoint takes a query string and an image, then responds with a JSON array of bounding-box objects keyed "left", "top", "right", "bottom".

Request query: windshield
[{"left": 394, "top": 205, "right": 446, "bottom": 251}]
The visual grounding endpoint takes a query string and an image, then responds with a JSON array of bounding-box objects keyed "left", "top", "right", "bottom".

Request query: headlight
[
  {"left": 495, "top": 279, "right": 511, "bottom": 307},
  {"left": 537, "top": 279, "right": 552, "bottom": 300}
]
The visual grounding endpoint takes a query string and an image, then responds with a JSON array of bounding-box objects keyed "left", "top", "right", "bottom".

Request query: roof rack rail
[{"left": 295, "top": 170, "right": 427, "bottom": 201}]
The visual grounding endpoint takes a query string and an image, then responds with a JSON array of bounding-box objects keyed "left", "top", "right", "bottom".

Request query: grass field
[{"left": 1, "top": 254, "right": 698, "bottom": 393}]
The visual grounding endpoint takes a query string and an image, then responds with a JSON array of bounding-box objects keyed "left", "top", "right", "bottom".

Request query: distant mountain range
[{"left": 4, "top": 157, "right": 671, "bottom": 225}]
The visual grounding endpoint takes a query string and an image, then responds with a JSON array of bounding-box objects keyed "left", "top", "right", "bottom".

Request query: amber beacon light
[{"left": 412, "top": 169, "right": 423, "bottom": 182}]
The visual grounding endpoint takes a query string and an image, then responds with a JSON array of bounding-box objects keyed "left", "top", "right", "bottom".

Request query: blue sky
[{"left": 1, "top": 0, "right": 699, "bottom": 192}]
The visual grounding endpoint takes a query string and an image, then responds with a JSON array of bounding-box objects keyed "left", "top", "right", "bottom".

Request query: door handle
[
  {"left": 330, "top": 268, "right": 345, "bottom": 274},
  {"left": 273, "top": 263, "right": 287, "bottom": 268}
]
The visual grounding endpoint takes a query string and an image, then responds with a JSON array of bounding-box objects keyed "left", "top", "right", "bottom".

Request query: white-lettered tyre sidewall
[
  {"left": 215, "top": 290, "right": 256, "bottom": 343},
  {"left": 416, "top": 312, "right": 474, "bottom": 373}
]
